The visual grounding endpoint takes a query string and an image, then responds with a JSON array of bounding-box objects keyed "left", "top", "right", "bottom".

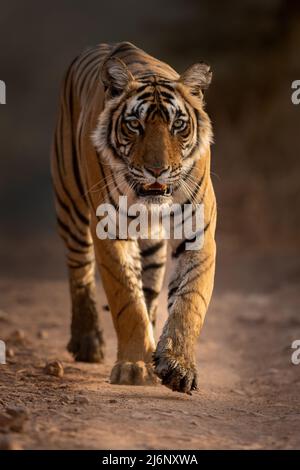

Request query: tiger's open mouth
[{"left": 137, "top": 182, "right": 173, "bottom": 197}]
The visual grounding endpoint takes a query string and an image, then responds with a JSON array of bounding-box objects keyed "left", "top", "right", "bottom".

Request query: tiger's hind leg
[
  {"left": 51, "top": 56, "right": 105, "bottom": 363},
  {"left": 52, "top": 148, "right": 104, "bottom": 363},
  {"left": 67, "top": 258, "right": 105, "bottom": 363}
]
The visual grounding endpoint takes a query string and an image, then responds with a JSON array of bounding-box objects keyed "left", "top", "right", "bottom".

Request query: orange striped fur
[{"left": 51, "top": 42, "right": 216, "bottom": 393}]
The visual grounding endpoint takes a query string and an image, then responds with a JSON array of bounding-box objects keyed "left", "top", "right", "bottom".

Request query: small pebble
[
  {"left": 75, "top": 396, "right": 90, "bottom": 405},
  {"left": 0, "top": 406, "right": 29, "bottom": 433},
  {"left": 37, "top": 330, "right": 49, "bottom": 339},
  {"left": 109, "top": 399, "right": 117, "bottom": 404},
  {"left": 9, "top": 329, "right": 25, "bottom": 343},
  {"left": 6, "top": 348, "right": 14, "bottom": 358},
  {"left": 6, "top": 406, "right": 28, "bottom": 418},
  {"left": 44, "top": 360, "right": 64, "bottom": 378}
]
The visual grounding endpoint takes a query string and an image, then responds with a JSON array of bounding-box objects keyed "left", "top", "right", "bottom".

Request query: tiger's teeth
[
  {"left": 142, "top": 183, "right": 167, "bottom": 191},
  {"left": 138, "top": 183, "right": 173, "bottom": 197}
]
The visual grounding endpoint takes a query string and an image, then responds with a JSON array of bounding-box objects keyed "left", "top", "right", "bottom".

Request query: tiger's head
[{"left": 92, "top": 56, "right": 213, "bottom": 204}]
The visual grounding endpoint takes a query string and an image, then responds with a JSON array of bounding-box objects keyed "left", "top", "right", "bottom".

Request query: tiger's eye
[
  {"left": 127, "top": 119, "right": 140, "bottom": 129},
  {"left": 173, "top": 118, "right": 185, "bottom": 129}
]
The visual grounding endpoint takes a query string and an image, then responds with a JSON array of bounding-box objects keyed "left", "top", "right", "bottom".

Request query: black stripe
[
  {"left": 143, "top": 287, "right": 159, "bottom": 300},
  {"left": 136, "top": 92, "right": 154, "bottom": 101},
  {"left": 197, "top": 259, "right": 215, "bottom": 278},
  {"left": 143, "top": 262, "right": 165, "bottom": 271},
  {"left": 175, "top": 257, "right": 214, "bottom": 295},
  {"left": 106, "top": 104, "right": 128, "bottom": 163},
  {"left": 168, "top": 263, "right": 198, "bottom": 299},
  {"left": 78, "top": 57, "right": 101, "bottom": 96},
  {"left": 182, "top": 139, "right": 198, "bottom": 162},
  {"left": 172, "top": 221, "right": 209, "bottom": 259},
  {"left": 63, "top": 54, "right": 79, "bottom": 105},
  {"left": 54, "top": 188, "right": 87, "bottom": 238},
  {"left": 67, "top": 246, "right": 89, "bottom": 255},
  {"left": 169, "top": 290, "right": 208, "bottom": 311},
  {"left": 57, "top": 216, "right": 92, "bottom": 248},
  {"left": 128, "top": 84, "right": 149, "bottom": 96},
  {"left": 172, "top": 239, "right": 187, "bottom": 259},
  {"left": 59, "top": 232, "right": 90, "bottom": 255},
  {"left": 68, "top": 77, "right": 87, "bottom": 200},
  {"left": 156, "top": 83, "right": 175, "bottom": 92},
  {"left": 53, "top": 136, "right": 90, "bottom": 226},
  {"left": 146, "top": 103, "right": 157, "bottom": 119},
  {"left": 117, "top": 300, "right": 133, "bottom": 320},
  {"left": 68, "top": 260, "right": 93, "bottom": 270},
  {"left": 160, "top": 91, "right": 175, "bottom": 101},
  {"left": 158, "top": 104, "right": 170, "bottom": 123},
  {"left": 57, "top": 114, "right": 65, "bottom": 174},
  {"left": 71, "top": 137, "right": 86, "bottom": 200},
  {"left": 175, "top": 271, "right": 204, "bottom": 295},
  {"left": 141, "top": 241, "right": 165, "bottom": 257},
  {"left": 99, "top": 263, "right": 127, "bottom": 288},
  {"left": 181, "top": 290, "right": 208, "bottom": 309},
  {"left": 113, "top": 42, "right": 136, "bottom": 55},
  {"left": 168, "top": 286, "right": 178, "bottom": 300},
  {"left": 76, "top": 51, "right": 100, "bottom": 90},
  {"left": 194, "top": 108, "right": 201, "bottom": 158},
  {"left": 124, "top": 58, "right": 149, "bottom": 68}
]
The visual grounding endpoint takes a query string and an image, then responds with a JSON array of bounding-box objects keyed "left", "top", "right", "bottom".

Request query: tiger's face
[{"left": 92, "top": 57, "right": 212, "bottom": 204}]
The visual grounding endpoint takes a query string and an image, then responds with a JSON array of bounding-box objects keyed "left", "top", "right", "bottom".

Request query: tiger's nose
[{"left": 145, "top": 166, "right": 169, "bottom": 177}]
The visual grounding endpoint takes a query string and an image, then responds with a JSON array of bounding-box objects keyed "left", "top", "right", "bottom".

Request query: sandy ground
[{"left": 0, "top": 238, "right": 300, "bottom": 450}]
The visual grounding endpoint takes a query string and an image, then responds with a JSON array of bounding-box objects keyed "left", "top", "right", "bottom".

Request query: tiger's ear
[
  {"left": 179, "top": 62, "right": 212, "bottom": 96},
  {"left": 100, "top": 57, "right": 134, "bottom": 98}
]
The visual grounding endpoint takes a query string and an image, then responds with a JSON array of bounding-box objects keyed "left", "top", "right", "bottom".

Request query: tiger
[{"left": 51, "top": 41, "right": 216, "bottom": 394}]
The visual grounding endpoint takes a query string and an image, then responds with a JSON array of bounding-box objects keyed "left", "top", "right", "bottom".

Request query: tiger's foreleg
[
  {"left": 139, "top": 239, "right": 167, "bottom": 328},
  {"left": 93, "top": 235, "right": 158, "bottom": 385},
  {"left": 153, "top": 201, "right": 216, "bottom": 394}
]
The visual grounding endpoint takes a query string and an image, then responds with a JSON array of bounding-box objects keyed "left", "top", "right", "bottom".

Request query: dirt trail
[{"left": 0, "top": 242, "right": 300, "bottom": 449}]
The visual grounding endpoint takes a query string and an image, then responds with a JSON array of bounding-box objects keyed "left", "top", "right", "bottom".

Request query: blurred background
[
  {"left": 0, "top": 0, "right": 299, "bottom": 281},
  {"left": 1, "top": 2, "right": 300, "bottom": 450}
]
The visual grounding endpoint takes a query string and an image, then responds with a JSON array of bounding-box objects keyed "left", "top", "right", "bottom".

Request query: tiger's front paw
[
  {"left": 153, "top": 347, "right": 198, "bottom": 395},
  {"left": 110, "top": 361, "right": 159, "bottom": 386}
]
